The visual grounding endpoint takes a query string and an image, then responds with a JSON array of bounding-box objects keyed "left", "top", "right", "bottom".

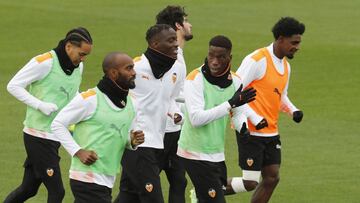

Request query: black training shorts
[{"left": 236, "top": 131, "right": 281, "bottom": 171}]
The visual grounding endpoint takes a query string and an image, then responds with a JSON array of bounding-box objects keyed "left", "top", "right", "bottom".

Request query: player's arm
[
  {"left": 236, "top": 55, "right": 263, "bottom": 87},
  {"left": 280, "top": 65, "right": 303, "bottom": 123},
  {"left": 235, "top": 55, "right": 269, "bottom": 129},
  {"left": 51, "top": 90, "right": 98, "bottom": 165},
  {"left": 168, "top": 67, "right": 185, "bottom": 125},
  {"left": 173, "top": 49, "right": 187, "bottom": 115},
  {"left": 7, "top": 55, "right": 58, "bottom": 116},
  {"left": 125, "top": 97, "right": 145, "bottom": 150},
  {"left": 185, "top": 72, "right": 241, "bottom": 127}
]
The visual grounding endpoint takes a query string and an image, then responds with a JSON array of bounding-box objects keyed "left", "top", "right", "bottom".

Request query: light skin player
[{"left": 5, "top": 27, "right": 92, "bottom": 203}]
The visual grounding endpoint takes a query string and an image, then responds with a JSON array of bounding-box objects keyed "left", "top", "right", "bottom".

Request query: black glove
[
  {"left": 228, "top": 84, "right": 256, "bottom": 108},
  {"left": 293, "top": 110, "right": 303, "bottom": 123},
  {"left": 239, "top": 122, "right": 250, "bottom": 138},
  {"left": 255, "top": 118, "right": 268, "bottom": 130}
]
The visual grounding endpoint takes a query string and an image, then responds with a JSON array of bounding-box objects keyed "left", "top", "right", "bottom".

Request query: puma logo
[
  {"left": 274, "top": 88, "right": 281, "bottom": 98},
  {"left": 141, "top": 74, "right": 150, "bottom": 80},
  {"left": 110, "top": 123, "right": 123, "bottom": 136},
  {"left": 59, "top": 86, "right": 70, "bottom": 100}
]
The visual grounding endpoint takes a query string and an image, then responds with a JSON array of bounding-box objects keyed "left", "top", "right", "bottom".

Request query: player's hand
[
  {"left": 173, "top": 113, "right": 182, "bottom": 124},
  {"left": 167, "top": 113, "right": 183, "bottom": 125},
  {"left": 293, "top": 110, "right": 303, "bottom": 123},
  {"left": 228, "top": 84, "right": 256, "bottom": 108},
  {"left": 38, "top": 101, "right": 58, "bottom": 116},
  {"left": 255, "top": 118, "right": 268, "bottom": 130},
  {"left": 75, "top": 149, "right": 98, "bottom": 165},
  {"left": 130, "top": 130, "right": 145, "bottom": 147}
]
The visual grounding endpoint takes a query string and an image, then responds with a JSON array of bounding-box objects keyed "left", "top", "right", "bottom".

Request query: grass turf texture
[{"left": 1, "top": 0, "right": 359, "bottom": 202}]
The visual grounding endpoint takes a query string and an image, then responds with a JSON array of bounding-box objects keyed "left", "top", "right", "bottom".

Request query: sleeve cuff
[
  {"left": 248, "top": 113, "right": 264, "bottom": 126},
  {"left": 70, "top": 146, "right": 82, "bottom": 157}
]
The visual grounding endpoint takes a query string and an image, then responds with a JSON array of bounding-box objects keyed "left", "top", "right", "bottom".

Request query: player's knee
[
  {"left": 48, "top": 187, "right": 65, "bottom": 202},
  {"left": 230, "top": 177, "right": 258, "bottom": 193},
  {"left": 243, "top": 180, "right": 258, "bottom": 191},
  {"left": 19, "top": 186, "right": 38, "bottom": 198},
  {"left": 46, "top": 183, "right": 65, "bottom": 201},
  {"left": 264, "top": 175, "right": 280, "bottom": 187},
  {"left": 58, "top": 187, "right": 65, "bottom": 199},
  {"left": 242, "top": 170, "right": 261, "bottom": 191}
]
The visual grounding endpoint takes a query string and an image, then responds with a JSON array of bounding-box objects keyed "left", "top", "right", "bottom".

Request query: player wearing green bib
[
  {"left": 177, "top": 36, "right": 260, "bottom": 203},
  {"left": 52, "top": 52, "right": 144, "bottom": 203},
  {"left": 5, "top": 27, "right": 92, "bottom": 203}
]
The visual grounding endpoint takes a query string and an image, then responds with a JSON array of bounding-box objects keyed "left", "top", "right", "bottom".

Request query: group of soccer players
[{"left": 4, "top": 5, "right": 305, "bottom": 203}]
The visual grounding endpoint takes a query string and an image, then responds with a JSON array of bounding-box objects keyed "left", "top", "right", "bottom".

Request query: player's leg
[
  {"left": 181, "top": 157, "right": 226, "bottom": 203},
  {"left": 165, "top": 159, "right": 187, "bottom": 203},
  {"left": 226, "top": 131, "right": 264, "bottom": 195},
  {"left": 137, "top": 148, "right": 164, "bottom": 203},
  {"left": 226, "top": 170, "right": 261, "bottom": 195},
  {"left": 27, "top": 134, "right": 65, "bottom": 203},
  {"left": 117, "top": 148, "right": 164, "bottom": 203},
  {"left": 70, "top": 179, "right": 112, "bottom": 203},
  {"left": 250, "top": 164, "right": 280, "bottom": 203},
  {"left": 3, "top": 161, "right": 42, "bottom": 203},
  {"left": 164, "top": 131, "right": 187, "bottom": 203},
  {"left": 251, "top": 136, "right": 281, "bottom": 203},
  {"left": 114, "top": 169, "right": 141, "bottom": 203},
  {"left": 41, "top": 165, "right": 65, "bottom": 203},
  {"left": 3, "top": 133, "right": 45, "bottom": 202}
]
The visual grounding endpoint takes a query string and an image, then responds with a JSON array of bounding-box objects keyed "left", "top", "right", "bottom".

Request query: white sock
[{"left": 231, "top": 177, "right": 247, "bottom": 193}]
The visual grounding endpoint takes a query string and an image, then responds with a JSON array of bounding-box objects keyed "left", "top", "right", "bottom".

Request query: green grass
[{"left": 1, "top": 0, "right": 359, "bottom": 202}]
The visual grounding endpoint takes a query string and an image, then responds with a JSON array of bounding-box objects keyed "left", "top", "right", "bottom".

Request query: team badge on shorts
[
  {"left": 172, "top": 73, "right": 177, "bottom": 83},
  {"left": 145, "top": 183, "right": 153, "bottom": 193},
  {"left": 247, "top": 158, "right": 254, "bottom": 167},
  {"left": 208, "top": 188, "right": 216, "bottom": 198},
  {"left": 46, "top": 168, "right": 54, "bottom": 177}
]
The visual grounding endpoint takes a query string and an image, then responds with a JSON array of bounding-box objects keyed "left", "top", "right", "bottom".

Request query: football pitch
[{"left": 0, "top": 0, "right": 359, "bottom": 202}]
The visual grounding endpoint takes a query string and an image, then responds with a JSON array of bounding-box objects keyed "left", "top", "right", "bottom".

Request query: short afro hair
[
  {"left": 272, "top": 17, "right": 305, "bottom": 39},
  {"left": 145, "top": 24, "right": 173, "bottom": 43},
  {"left": 209, "top": 35, "right": 232, "bottom": 51}
]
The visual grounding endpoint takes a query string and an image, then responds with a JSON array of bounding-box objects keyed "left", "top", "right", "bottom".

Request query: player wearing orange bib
[{"left": 228, "top": 17, "right": 305, "bottom": 203}]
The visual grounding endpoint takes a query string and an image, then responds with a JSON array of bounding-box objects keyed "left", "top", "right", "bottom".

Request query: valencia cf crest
[
  {"left": 141, "top": 74, "right": 150, "bottom": 80},
  {"left": 145, "top": 183, "right": 153, "bottom": 193},
  {"left": 172, "top": 73, "right": 177, "bottom": 83},
  {"left": 227, "top": 73, "right": 232, "bottom": 80},
  {"left": 120, "top": 100, "right": 126, "bottom": 106},
  {"left": 208, "top": 188, "right": 216, "bottom": 198},
  {"left": 46, "top": 168, "right": 54, "bottom": 177},
  {"left": 247, "top": 158, "right": 254, "bottom": 167}
]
